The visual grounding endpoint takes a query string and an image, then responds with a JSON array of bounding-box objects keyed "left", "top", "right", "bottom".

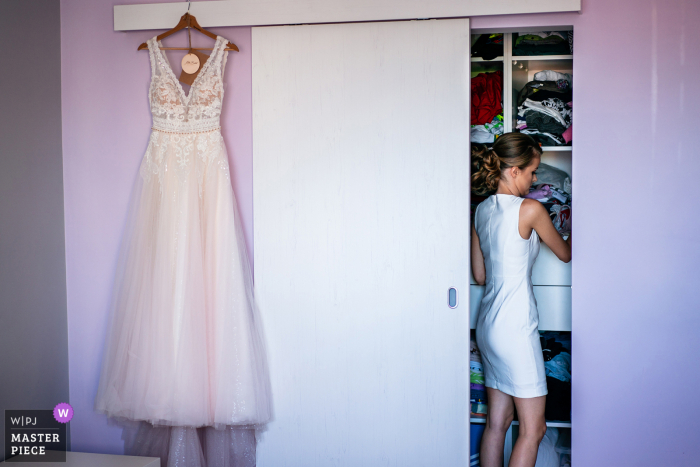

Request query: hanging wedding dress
[{"left": 94, "top": 35, "right": 273, "bottom": 467}]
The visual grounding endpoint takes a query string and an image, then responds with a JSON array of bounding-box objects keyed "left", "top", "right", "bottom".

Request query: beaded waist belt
[
  {"left": 151, "top": 119, "right": 222, "bottom": 134},
  {"left": 151, "top": 126, "right": 221, "bottom": 135}
]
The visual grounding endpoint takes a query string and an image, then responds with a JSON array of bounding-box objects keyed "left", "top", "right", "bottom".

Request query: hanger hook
[{"left": 187, "top": 1, "right": 191, "bottom": 13}]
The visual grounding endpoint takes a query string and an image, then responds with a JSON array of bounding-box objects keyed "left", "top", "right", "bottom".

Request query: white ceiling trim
[{"left": 114, "top": 0, "right": 581, "bottom": 31}]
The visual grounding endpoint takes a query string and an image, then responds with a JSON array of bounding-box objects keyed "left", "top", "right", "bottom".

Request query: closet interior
[{"left": 469, "top": 27, "right": 573, "bottom": 467}]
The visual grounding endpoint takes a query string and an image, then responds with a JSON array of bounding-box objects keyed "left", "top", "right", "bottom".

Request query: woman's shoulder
[{"left": 519, "top": 197, "right": 548, "bottom": 222}]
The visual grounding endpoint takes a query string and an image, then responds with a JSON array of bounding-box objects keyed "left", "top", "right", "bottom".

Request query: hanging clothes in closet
[{"left": 471, "top": 70, "right": 504, "bottom": 144}]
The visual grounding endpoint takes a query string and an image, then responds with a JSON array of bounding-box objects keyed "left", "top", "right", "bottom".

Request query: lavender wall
[
  {"left": 472, "top": 1, "right": 700, "bottom": 465},
  {"left": 61, "top": 0, "right": 700, "bottom": 465},
  {"left": 60, "top": 0, "right": 254, "bottom": 454}
]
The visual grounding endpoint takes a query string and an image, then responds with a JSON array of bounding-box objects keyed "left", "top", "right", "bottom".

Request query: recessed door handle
[{"left": 448, "top": 287, "right": 458, "bottom": 308}]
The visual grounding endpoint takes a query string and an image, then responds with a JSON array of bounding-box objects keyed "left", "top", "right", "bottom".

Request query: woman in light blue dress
[{"left": 470, "top": 133, "right": 571, "bottom": 467}]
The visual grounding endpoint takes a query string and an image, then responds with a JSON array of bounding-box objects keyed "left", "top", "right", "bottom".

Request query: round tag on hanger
[{"left": 181, "top": 52, "right": 201, "bottom": 74}]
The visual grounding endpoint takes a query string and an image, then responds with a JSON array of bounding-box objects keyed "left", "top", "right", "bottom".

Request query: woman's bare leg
[
  {"left": 508, "top": 395, "right": 547, "bottom": 467},
  {"left": 480, "top": 387, "right": 515, "bottom": 467}
]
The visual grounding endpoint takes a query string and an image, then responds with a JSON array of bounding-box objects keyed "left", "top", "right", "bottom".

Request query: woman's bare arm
[
  {"left": 520, "top": 199, "right": 571, "bottom": 263},
  {"left": 471, "top": 223, "right": 486, "bottom": 285}
]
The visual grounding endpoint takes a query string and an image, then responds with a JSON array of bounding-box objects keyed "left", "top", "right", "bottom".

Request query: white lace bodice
[{"left": 146, "top": 35, "right": 229, "bottom": 133}]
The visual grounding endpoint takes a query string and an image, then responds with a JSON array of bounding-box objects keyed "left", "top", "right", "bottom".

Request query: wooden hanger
[{"left": 137, "top": 12, "right": 239, "bottom": 52}]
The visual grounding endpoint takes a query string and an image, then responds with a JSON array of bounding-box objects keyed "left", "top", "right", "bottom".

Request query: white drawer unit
[{"left": 469, "top": 284, "right": 572, "bottom": 331}]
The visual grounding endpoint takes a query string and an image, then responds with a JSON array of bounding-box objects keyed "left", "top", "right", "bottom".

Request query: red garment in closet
[{"left": 471, "top": 70, "right": 503, "bottom": 125}]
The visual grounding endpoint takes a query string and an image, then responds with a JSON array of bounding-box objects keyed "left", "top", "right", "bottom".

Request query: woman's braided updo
[{"left": 471, "top": 132, "right": 543, "bottom": 195}]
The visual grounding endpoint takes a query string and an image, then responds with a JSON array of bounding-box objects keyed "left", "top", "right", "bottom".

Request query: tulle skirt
[
  {"left": 119, "top": 419, "right": 257, "bottom": 467},
  {"left": 94, "top": 128, "right": 273, "bottom": 464}
]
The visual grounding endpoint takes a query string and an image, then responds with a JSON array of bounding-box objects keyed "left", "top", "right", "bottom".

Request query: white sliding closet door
[{"left": 252, "top": 19, "right": 472, "bottom": 466}]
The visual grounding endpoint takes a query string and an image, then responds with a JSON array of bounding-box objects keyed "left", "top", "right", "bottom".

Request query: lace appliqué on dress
[
  {"left": 139, "top": 35, "right": 231, "bottom": 198},
  {"left": 146, "top": 35, "right": 227, "bottom": 134},
  {"left": 140, "top": 131, "right": 230, "bottom": 199}
]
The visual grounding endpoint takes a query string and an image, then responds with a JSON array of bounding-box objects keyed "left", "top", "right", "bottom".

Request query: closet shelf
[
  {"left": 470, "top": 417, "right": 572, "bottom": 428},
  {"left": 512, "top": 54, "right": 573, "bottom": 61},
  {"left": 540, "top": 146, "right": 572, "bottom": 152},
  {"left": 471, "top": 56, "right": 504, "bottom": 62}
]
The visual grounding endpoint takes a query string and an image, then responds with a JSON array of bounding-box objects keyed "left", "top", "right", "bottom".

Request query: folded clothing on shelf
[
  {"left": 470, "top": 361, "right": 485, "bottom": 385},
  {"left": 470, "top": 335, "right": 489, "bottom": 417},
  {"left": 548, "top": 204, "right": 572, "bottom": 235},
  {"left": 562, "top": 124, "right": 573, "bottom": 144},
  {"left": 522, "top": 98, "right": 572, "bottom": 127},
  {"left": 517, "top": 80, "right": 571, "bottom": 107},
  {"left": 470, "top": 338, "right": 483, "bottom": 363},
  {"left": 522, "top": 129, "right": 566, "bottom": 146},
  {"left": 470, "top": 384, "right": 487, "bottom": 403},
  {"left": 534, "top": 199, "right": 571, "bottom": 235},
  {"left": 525, "top": 111, "right": 567, "bottom": 136},
  {"left": 534, "top": 70, "right": 572, "bottom": 88},
  {"left": 513, "top": 31, "right": 573, "bottom": 56},
  {"left": 540, "top": 331, "right": 571, "bottom": 354},
  {"left": 525, "top": 163, "right": 572, "bottom": 235},
  {"left": 525, "top": 184, "right": 569, "bottom": 204},
  {"left": 470, "top": 424, "right": 486, "bottom": 465},
  {"left": 531, "top": 163, "right": 572, "bottom": 194},
  {"left": 525, "top": 184, "right": 552, "bottom": 201},
  {"left": 533, "top": 428, "right": 561, "bottom": 467},
  {"left": 471, "top": 113, "right": 504, "bottom": 143},
  {"left": 534, "top": 428, "right": 572, "bottom": 467},
  {"left": 524, "top": 88, "right": 573, "bottom": 106},
  {"left": 517, "top": 88, "right": 572, "bottom": 146},
  {"left": 545, "top": 352, "right": 571, "bottom": 383},
  {"left": 541, "top": 333, "right": 572, "bottom": 382},
  {"left": 471, "top": 401, "right": 488, "bottom": 417},
  {"left": 554, "top": 429, "right": 571, "bottom": 455},
  {"left": 471, "top": 33, "right": 504, "bottom": 60}
]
